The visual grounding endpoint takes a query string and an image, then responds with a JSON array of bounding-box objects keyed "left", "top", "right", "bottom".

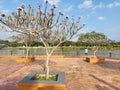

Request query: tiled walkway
[
  {"left": 0, "top": 65, "right": 23, "bottom": 79},
  {"left": 0, "top": 58, "right": 120, "bottom": 90},
  {"left": 0, "top": 77, "right": 21, "bottom": 90},
  {"left": 0, "top": 58, "right": 24, "bottom": 90}
]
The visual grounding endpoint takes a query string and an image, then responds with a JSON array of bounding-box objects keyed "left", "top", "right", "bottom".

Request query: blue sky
[{"left": 0, "top": 0, "right": 120, "bottom": 41}]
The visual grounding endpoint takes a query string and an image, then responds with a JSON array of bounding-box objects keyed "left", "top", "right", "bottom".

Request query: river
[{"left": 0, "top": 49, "right": 120, "bottom": 58}]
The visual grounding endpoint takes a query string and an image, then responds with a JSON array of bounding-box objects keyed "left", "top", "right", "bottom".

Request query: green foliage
[
  {"left": 78, "top": 31, "right": 110, "bottom": 46},
  {"left": 31, "top": 74, "right": 58, "bottom": 81},
  {"left": 77, "top": 31, "right": 112, "bottom": 56},
  {"left": 0, "top": 39, "right": 21, "bottom": 47}
]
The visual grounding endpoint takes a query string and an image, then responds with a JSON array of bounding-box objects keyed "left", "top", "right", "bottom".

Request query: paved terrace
[{"left": 0, "top": 57, "right": 120, "bottom": 90}]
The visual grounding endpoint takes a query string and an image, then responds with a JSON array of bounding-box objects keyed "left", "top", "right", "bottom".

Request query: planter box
[
  {"left": 86, "top": 56, "right": 105, "bottom": 64},
  {"left": 16, "top": 57, "right": 35, "bottom": 63},
  {"left": 18, "top": 71, "right": 66, "bottom": 90}
]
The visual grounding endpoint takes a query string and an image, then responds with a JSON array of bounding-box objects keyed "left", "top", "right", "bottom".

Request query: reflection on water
[{"left": 0, "top": 49, "right": 120, "bottom": 58}]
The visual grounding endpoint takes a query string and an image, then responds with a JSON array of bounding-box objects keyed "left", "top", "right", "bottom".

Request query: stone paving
[
  {"left": 0, "top": 58, "right": 120, "bottom": 90},
  {"left": 0, "top": 58, "right": 24, "bottom": 90}
]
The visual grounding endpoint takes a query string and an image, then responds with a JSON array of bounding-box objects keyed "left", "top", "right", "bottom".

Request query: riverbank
[{"left": 0, "top": 57, "right": 120, "bottom": 90}]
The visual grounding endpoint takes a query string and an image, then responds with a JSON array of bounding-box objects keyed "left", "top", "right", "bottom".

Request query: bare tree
[{"left": 0, "top": 0, "right": 85, "bottom": 79}]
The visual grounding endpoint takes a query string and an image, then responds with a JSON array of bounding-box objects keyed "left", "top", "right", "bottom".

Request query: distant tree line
[
  {"left": 0, "top": 31, "right": 120, "bottom": 48},
  {"left": 0, "top": 39, "right": 43, "bottom": 47},
  {"left": 0, "top": 39, "right": 119, "bottom": 47}
]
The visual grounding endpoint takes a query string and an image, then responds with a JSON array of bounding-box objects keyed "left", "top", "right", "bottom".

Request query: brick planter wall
[{"left": 18, "top": 71, "right": 66, "bottom": 90}]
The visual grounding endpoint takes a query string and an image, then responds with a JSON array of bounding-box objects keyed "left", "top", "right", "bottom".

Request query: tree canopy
[
  {"left": 78, "top": 31, "right": 110, "bottom": 46},
  {"left": 78, "top": 31, "right": 110, "bottom": 56},
  {"left": 0, "top": 0, "right": 85, "bottom": 79}
]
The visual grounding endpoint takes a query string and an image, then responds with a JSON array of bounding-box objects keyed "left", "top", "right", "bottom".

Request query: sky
[{"left": 0, "top": 0, "right": 120, "bottom": 41}]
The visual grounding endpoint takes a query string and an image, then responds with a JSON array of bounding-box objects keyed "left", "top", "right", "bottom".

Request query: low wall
[
  {"left": 35, "top": 55, "right": 84, "bottom": 59},
  {"left": 0, "top": 55, "right": 20, "bottom": 59},
  {"left": 0, "top": 55, "right": 120, "bottom": 61}
]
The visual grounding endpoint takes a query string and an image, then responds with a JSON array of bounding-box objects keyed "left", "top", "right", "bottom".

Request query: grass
[{"left": 31, "top": 74, "right": 58, "bottom": 81}]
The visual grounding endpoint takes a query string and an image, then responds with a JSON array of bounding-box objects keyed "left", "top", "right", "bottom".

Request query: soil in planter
[{"left": 31, "top": 74, "right": 58, "bottom": 81}]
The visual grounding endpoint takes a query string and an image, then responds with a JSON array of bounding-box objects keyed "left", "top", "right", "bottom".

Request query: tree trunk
[
  {"left": 94, "top": 50, "right": 97, "bottom": 57},
  {"left": 45, "top": 55, "right": 50, "bottom": 79},
  {"left": 93, "top": 46, "right": 98, "bottom": 57},
  {"left": 26, "top": 47, "right": 29, "bottom": 58},
  {"left": 25, "top": 43, "right": 29, "bottom": 58}
]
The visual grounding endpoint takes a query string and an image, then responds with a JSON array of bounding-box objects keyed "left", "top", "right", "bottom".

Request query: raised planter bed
[
  {"left": 86, "top": 56, "right": 105, "bottom": 64},
  {"left": 18, "top": 71, "right": 66, "bottom": 90},
  {"left": 16, "top": 57, "right": 35, "bottom": 63}
]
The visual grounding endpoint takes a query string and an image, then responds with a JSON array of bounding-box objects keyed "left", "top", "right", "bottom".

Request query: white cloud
[
  {"left": 98, "top": 16, "right": 105, "bottom": 21},
  {"left": 78, "top": 0, "right": 93, "bottom": 9},
  {"left": 92, "top": 2, "right": 104, "bottom": 10},
  {"left": 78, "top": 0, "right": 104, "bottom": 10},
  {"left": 86, "top": 11, "right": 96, "bottom": 17},
  {"left": 45, "top": 0, "right": 61, "bottom": 5},
  {"left": 78, "top": 1, "right": 120, "bottom": 10},
  {"left": 63, "top": 6, "right": 73, "bottom": 13},
  {"left": 1, "top": 10, "right": 9, "bottom": 13},
  {"left": 107, "top": 1, "right": 120, "bottom": 8}
]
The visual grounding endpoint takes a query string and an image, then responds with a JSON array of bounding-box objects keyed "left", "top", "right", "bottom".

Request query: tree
[
  {"left": 11, "top": 33, "right": 34, "bottom": 58},
  {"left": 78, "top": 31, "right": 109, "bottom": 56},
  {"left": 0, "top": 0, "right": 85, "bottom": 79}
]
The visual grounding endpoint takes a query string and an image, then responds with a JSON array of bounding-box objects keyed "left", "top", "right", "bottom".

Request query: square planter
[
  {"left": 16, "top": 57, "right": 35, "bottom": 63},
  {"left": 86, "top": 56, "right": 105, "bottom": 64},
  {"left": 18, "top": 71, "right": 66, "bottom": 90}
]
